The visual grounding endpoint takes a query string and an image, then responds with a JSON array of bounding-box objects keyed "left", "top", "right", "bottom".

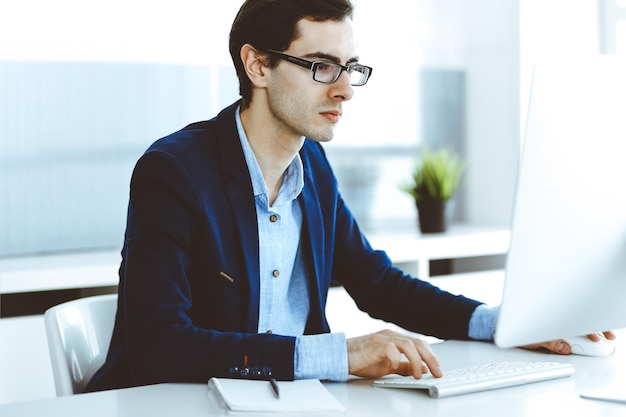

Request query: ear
[{"left": 240, "top": 44, "right": 268, "bottom": 89}]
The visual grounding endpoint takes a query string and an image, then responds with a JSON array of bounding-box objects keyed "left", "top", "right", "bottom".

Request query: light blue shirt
[
  {"left": 469, "top": 305, "right": 500, "bottom": 340},
  {"left": 236, "top": 108, "right": 348, "bottom": 381},
  {"left": 235, "top": 107, "right": 497, "bottom": 381}
]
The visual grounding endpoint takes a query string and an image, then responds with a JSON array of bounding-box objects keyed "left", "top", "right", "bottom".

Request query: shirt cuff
[
  {"left": 468, "top": 304, "right": 500, "bottom": 341},
  {"left": 294, "top": 333, "right": 349, "bottom": 381}
]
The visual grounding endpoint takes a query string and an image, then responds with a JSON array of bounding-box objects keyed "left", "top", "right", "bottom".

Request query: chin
[
  {"left": 313, "top": 137, "right": 334, "bottom": 143},
  {"left": 306, "top": 129, "right": 335, "bottom": 143}
]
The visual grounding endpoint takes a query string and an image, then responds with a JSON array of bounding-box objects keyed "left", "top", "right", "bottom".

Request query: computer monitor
[{"left": 495, "top": 56, "right": 626, "bottom": 348}]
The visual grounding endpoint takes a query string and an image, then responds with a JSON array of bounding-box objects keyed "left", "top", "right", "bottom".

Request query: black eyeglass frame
[{"left": 265, "top": 49, "right": 373, "bottom": 86}]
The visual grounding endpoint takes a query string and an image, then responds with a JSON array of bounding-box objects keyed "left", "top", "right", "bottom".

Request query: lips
[{"left": 320, "top": 110, "right": 342, "bottom": 123}]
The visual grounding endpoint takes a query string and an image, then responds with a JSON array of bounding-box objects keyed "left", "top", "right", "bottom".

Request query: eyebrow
[{"left": 301, "top": 52, "right": 360, "bottom": 65}]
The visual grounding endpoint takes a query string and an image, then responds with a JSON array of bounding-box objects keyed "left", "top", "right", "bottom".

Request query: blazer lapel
[
  {"left": 299, "top": 161, "right": 327, "bottom": 326},
  {"left": 215, "top": 103, "right": 261, "bottom": 333}
]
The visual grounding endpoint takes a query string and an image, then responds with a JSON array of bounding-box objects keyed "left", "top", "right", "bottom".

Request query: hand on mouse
[{"left": 522, "top": 331, "right": 616, "bottom": 355}]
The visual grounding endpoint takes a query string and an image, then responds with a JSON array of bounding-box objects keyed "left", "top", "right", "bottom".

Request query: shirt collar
[{"left": 235, "top": 106, "right": 304, "bottom": 206}]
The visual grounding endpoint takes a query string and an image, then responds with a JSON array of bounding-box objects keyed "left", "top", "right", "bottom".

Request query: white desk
[
  {"left": 2, "top": 331, "right": 625, "bottom": 416},
  {"left": 367, "top": 223, "right": 510, "bottom": 279},
  {"left": 0, "top": 315, "right": 55, "bottom": 404},
  {"left": 0, "top": 271, "right": 504, "bottom": 405}
]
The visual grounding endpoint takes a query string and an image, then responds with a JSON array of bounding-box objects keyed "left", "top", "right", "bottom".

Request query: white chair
[{"left": 44, "top": 294, "right": 117, "bottom": 396}]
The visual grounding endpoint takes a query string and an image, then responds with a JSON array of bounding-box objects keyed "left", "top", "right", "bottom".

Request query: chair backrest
[{"left": 44, "top": 294, "right": 117, "bottom": 396}]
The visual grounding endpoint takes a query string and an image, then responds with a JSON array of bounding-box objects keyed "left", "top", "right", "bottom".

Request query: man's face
[{"left": 264, "top": 18, "right": 358, "bottom": 143}]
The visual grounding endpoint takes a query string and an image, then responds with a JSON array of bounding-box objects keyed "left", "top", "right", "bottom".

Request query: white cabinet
[{"left": 366, "top": 223, "right": 510, "bottom": 279}]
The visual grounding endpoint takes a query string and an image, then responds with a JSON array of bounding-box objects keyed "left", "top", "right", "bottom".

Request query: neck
[{"left": 240, "top": 104, "right": 304, "bottom": 205}]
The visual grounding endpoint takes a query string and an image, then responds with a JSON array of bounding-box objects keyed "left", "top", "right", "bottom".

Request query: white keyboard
[{"left": 372, "top": 361, "right": 575, "bottom": 398}]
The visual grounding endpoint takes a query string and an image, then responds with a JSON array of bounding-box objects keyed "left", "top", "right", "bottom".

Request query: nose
[{"left": 329, "top": 69, "right": 354, "bottom": 101}]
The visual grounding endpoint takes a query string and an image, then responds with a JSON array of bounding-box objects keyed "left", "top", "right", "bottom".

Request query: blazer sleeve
[
  {"left": 320, "top": 167, "right": 481, "bottom": 341},
  {"left": 334, "top": 201, "right": 481, "bottom": 340}
]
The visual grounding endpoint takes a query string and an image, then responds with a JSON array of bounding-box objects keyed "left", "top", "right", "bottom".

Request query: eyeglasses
[{"left": 266, "top": 49, "right": 372, "bottom": 86}]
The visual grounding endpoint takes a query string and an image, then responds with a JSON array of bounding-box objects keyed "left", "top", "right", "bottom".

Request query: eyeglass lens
[{"left": 313, "top": 62, "right": 370, "bottom": 86}]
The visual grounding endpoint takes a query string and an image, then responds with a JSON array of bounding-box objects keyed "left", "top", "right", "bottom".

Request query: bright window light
[{"left": 618, "top": 21, "right": 626, "bottom": 53}]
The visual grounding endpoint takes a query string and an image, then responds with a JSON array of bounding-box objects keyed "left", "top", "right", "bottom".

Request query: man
[{"left": 87, "top": 0, "right": 608, "bottom": 392}]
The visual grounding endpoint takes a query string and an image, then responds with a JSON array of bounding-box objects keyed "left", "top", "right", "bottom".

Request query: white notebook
[{"left": 208, "top": 378, "right": 345, "bottom": 415}]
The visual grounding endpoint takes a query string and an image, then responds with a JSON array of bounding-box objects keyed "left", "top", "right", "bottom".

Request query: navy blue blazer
[{"left": 87, "top": 101, "right": 482, "bottom": 392}]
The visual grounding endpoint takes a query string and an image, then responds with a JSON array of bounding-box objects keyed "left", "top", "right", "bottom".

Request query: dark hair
[{"left": 229, "top": 0, "right": 354, "bottom": 106}]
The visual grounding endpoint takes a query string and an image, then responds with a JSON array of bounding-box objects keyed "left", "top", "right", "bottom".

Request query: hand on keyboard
[{"left": 347, "top": 329, "right": 443, "bottom": 379}]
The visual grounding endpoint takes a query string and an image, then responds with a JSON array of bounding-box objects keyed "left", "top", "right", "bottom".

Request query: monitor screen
[{"left": 495, "top": 55, "right": 626, "bottom": 348}]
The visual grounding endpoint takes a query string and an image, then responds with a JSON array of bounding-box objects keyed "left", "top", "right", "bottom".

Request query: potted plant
[{"left": 401, "top": 147, "right": 464, "bottom": 233}]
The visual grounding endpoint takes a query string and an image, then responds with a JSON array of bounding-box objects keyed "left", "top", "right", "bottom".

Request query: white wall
[
  {"left": 344, "top": 1, "right": 521, "bottom": 228},
  {"left": 520, "top": 0, "right": 601, "bottom": 144},
  {"left": 410, "top": 0, "right": 520, "bottom": 226}
]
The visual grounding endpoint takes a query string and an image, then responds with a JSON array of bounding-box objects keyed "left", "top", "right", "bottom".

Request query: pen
[{"left": 269, "top": 377, "right": 280, "bottom": 399}]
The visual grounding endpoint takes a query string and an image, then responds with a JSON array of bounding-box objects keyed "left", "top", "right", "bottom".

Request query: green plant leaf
[{"left": 400, "top": 147, "right": 465, "bottom": 202}]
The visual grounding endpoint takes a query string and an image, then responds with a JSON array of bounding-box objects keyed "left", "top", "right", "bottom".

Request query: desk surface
[{"left": 3, "top": 331, "right": 626, "bottom": 416}]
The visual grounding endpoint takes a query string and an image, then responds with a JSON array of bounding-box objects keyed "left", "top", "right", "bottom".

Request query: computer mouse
[{"left": 563, "top": 336, "right": 616, "bottom": 357}]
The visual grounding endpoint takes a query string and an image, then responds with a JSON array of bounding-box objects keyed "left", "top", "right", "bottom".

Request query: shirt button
[
  {"left": 269, "top": 214, "right": 278, "bottom": 223},
  {"left": 272, "top": 270, "right": 280, "bottom": 278},
  {"left": 266, "top": 329, "right": 273, "bottom": 334}
]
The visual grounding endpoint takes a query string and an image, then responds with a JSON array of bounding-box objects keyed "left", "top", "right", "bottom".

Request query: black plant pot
[{"left": 416, "top": 199, "right": 447, "bottom": 234}]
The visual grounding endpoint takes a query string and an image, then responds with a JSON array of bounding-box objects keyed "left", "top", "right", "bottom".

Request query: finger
[
  {"left": 586, "top": 332, "right": 613, "bottom": 341},
  {"left": 586, "top": 331, "right": 617, "bottom": 341},
  {"left": 386, "top": 336, "right": 425, "bottom": 379},
  {"left": 393, "top": 360, "right": 428, "bottom": 375},
  {"left": 594, "top": 331, "right": 617, "bottom": 340},
  {"left": 389, "top": 335, "right": 441, "bottom": 379},
  {"left": 391, "top": 360, "right": 418, "bottom": 377},
  {"left": 412, "top": 339, "right": 442, "bottom": 378},
  {"left": 604, "top": 331, "right": 617, "bottom": 340},
  {"left": 586, "top": 333, "right": 602, "bottom": 341},
  {"left": 526, "top": 340, "right": 569, "bottom": 355}
]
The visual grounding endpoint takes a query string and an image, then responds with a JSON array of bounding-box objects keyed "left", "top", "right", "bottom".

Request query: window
[
  {"left": 617, "top": 0, "right": 626, "bottom": 53},
  {"left": 0, "top": 2, "right": 241, "bottom": 256},
  {"left": 599, "top": 0, "right": 626, "bottom": 53}
]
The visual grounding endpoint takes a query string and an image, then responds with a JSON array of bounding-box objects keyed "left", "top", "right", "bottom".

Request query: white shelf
[
  {"left": 366, "top": 223, "right": 510, "bottom": 278},
  {"left": 0, "top": 224, "right": 510, "bottom": 295},
  {"left": 0, "top": 250, "right": 120, "bottom": 294}
]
